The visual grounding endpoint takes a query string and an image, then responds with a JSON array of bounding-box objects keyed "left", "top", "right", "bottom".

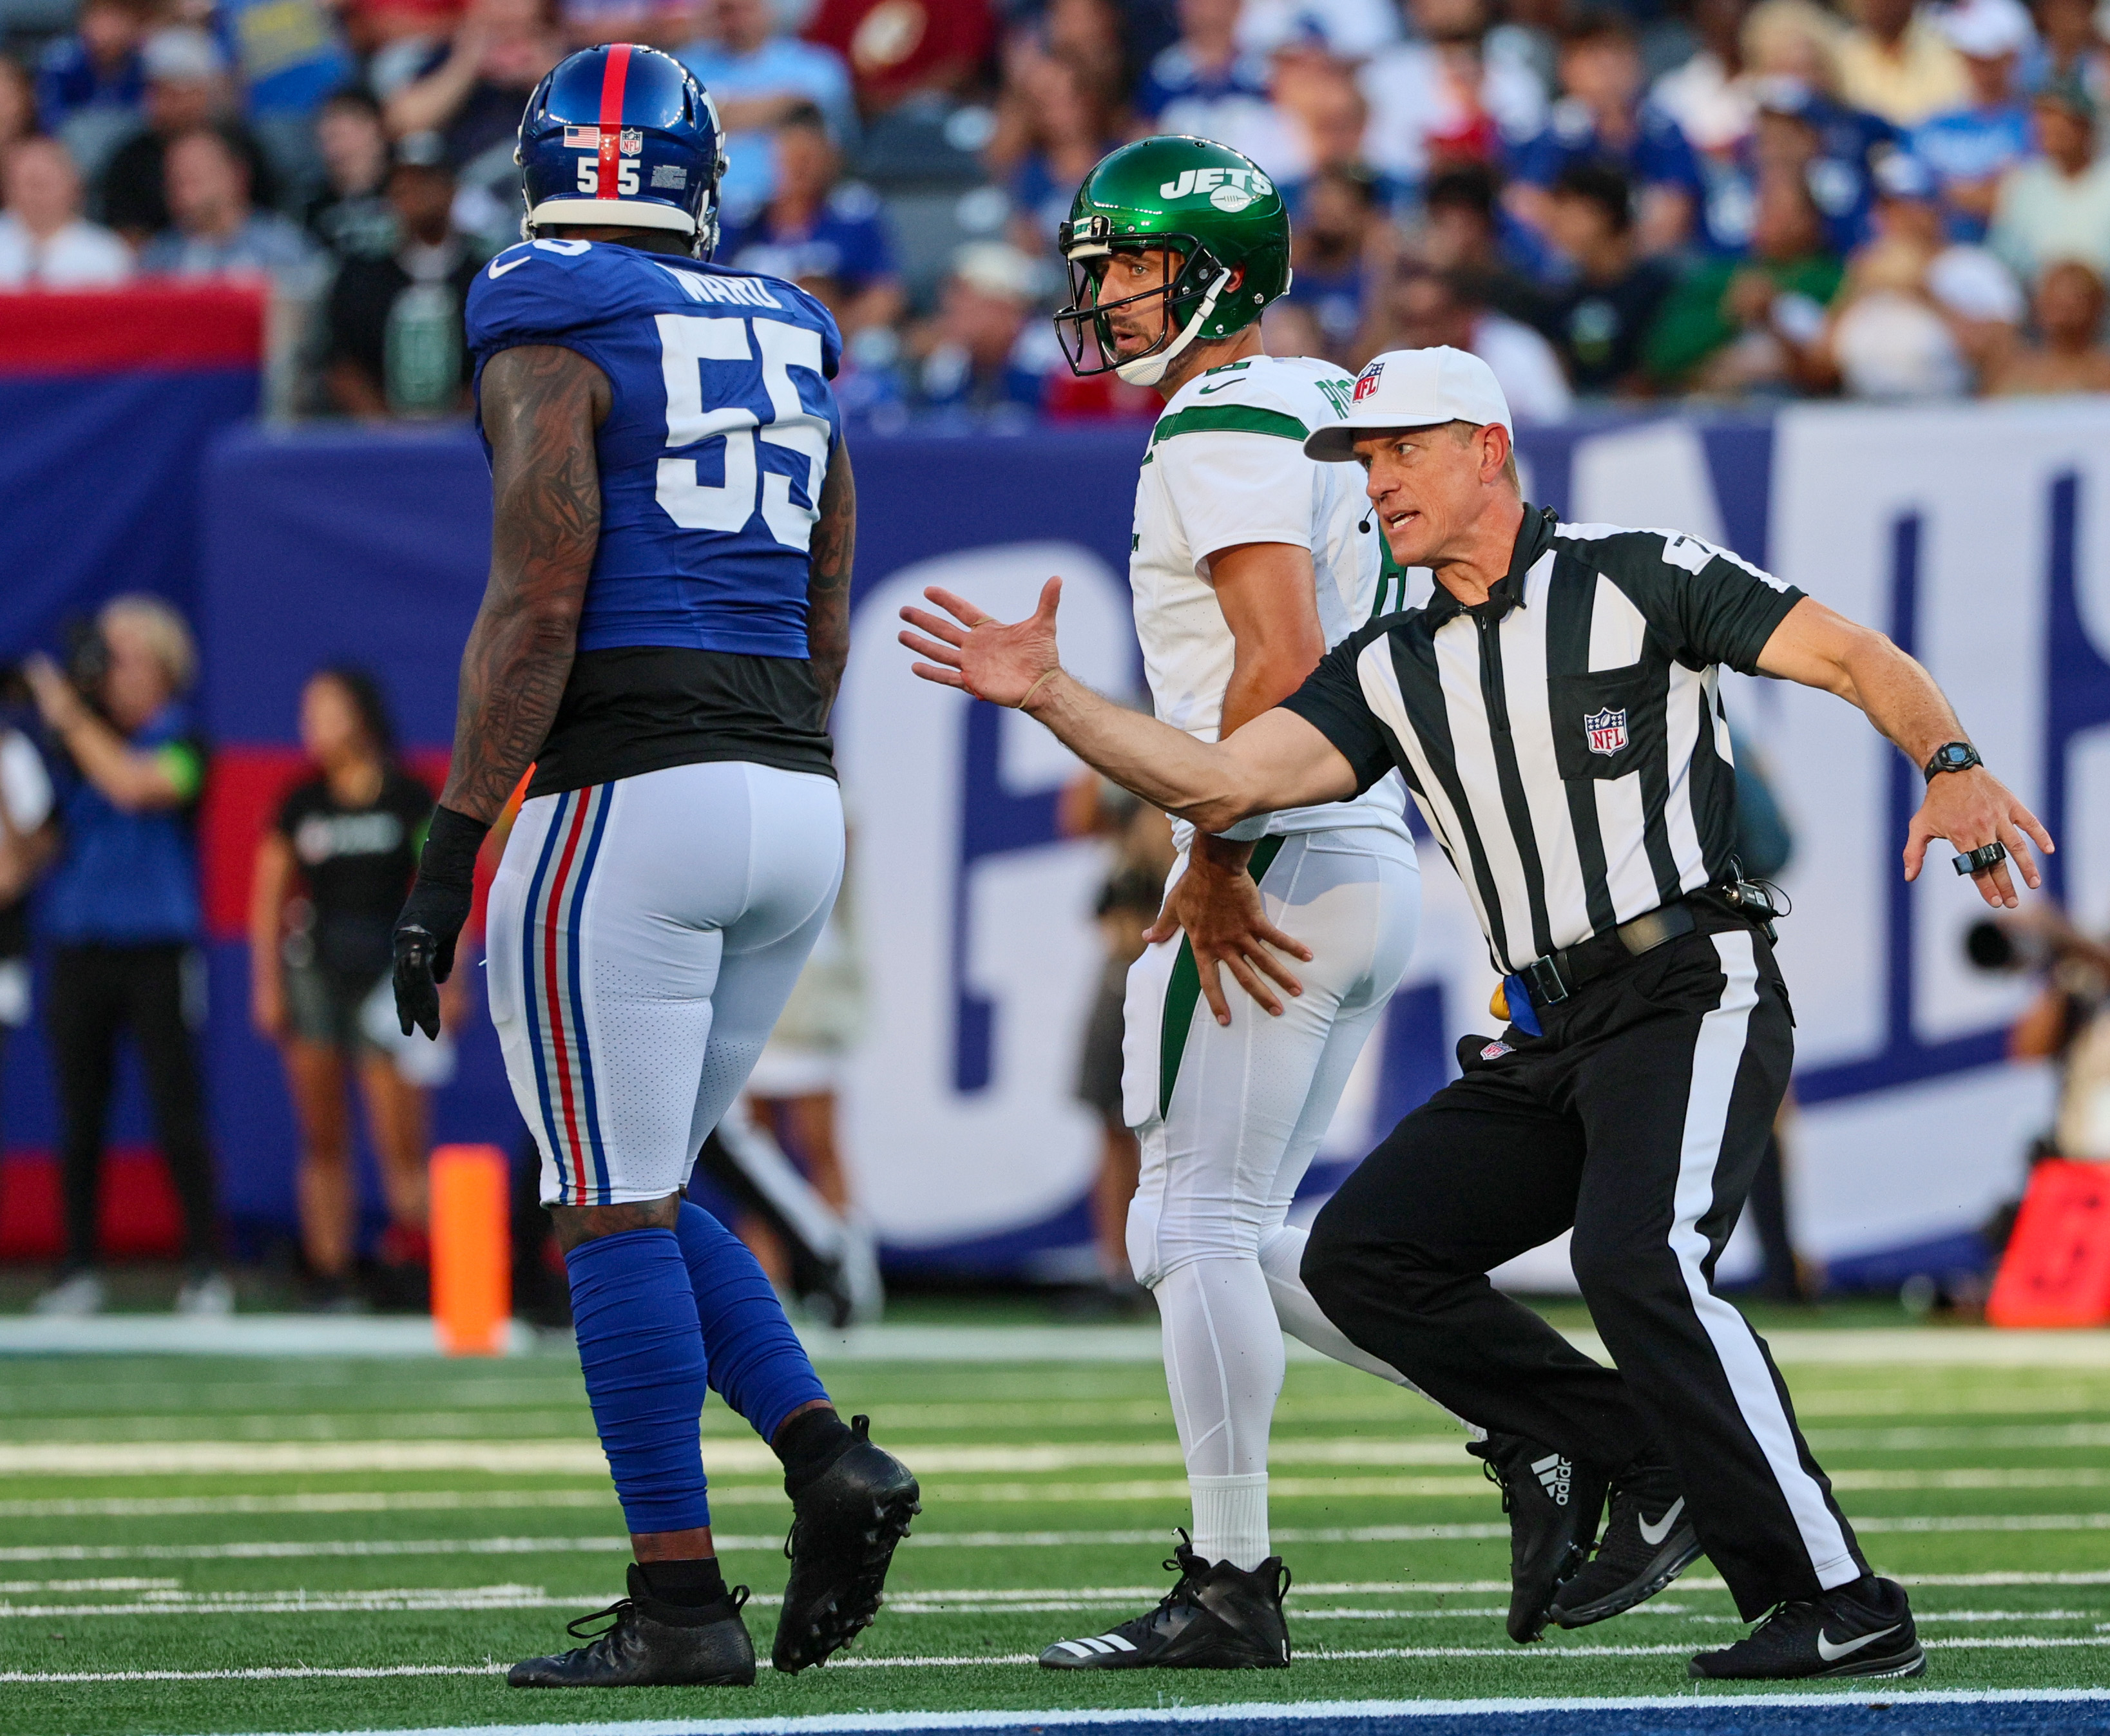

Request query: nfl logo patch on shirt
[
  {"left": 620, "top": 128, "right": 644, "bottom": 155},
  {"left": 1585, "top": 707, "right": 1629, "bottom": 755},
  {"left": 564, "top": 125, "right": 600, "bottom": 149},
  {"left": 1352, "top": 361, "right": 1383, "bottom": 401}
]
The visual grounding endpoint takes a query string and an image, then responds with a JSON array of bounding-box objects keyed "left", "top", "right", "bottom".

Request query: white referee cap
[{"left": 1303, "top": 346, "right": 1513, "bottom": 463}]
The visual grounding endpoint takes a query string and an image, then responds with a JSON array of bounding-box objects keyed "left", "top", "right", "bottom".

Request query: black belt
[{"left": 1514, "top": 899, "right": 1698, "bottom": 1009}]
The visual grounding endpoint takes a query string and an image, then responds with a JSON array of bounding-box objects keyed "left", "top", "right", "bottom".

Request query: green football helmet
[{"left": 1053, "top": 135, "right": 1292, "bottom": 387}]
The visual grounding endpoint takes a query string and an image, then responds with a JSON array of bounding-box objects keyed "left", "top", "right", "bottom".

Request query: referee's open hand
[
  {"left": 1145, "top": 836, "right": 1312, "bottom": 1024},
  {"left": 900, "top": 579, "right": 1064, "bottom": 710},
  {"left": 1905, "top": 765, "right": 2054, "bottom": 910}
]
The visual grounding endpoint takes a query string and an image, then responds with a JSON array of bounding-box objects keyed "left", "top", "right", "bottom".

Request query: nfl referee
[{"left": 898, "top": 347, "right": 2053, "bottom": 1683}]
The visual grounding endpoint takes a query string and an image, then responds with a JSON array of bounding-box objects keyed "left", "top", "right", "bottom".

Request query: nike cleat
[
  {"left": 508, "top": 1566, "right": 756, "bottom": 1687},
  {"left": 1039, "top": 1532, "right": 1290, "bottom": 1670},
  {"left": 1466, "top": 1432, "right": 1608, "bottom": 1643},
  {"left": 1550, "top": 1456, "right": 1702, "bottom": 1628},
  {"left": 1689, "top": 1576, "right": 1925, "bottom": 1681},
  {"left": 772, "top": 1414, "right": 920, "bottom": 1673}
]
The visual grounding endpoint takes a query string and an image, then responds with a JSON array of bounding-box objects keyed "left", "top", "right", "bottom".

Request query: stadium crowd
[{"left": 2, "top": 0, "right": 2109, "bottom": 415}]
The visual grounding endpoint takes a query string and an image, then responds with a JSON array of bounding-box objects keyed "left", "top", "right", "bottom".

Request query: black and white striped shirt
[{"left": 1282, "top": 506, "right": 1805, "bottom": 975}]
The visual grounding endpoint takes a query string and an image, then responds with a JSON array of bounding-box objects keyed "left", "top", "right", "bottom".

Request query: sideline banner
[{"left": 95, "top": 403, "right": 2109, "bottom": 1279}]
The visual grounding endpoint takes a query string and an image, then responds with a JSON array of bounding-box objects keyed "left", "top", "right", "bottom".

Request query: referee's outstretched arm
[
  {"left": 1750, "top": 595, "right": 2052, "bottom": 908},
  {"left": 899, "top": 576, "right": 1357, "bottom": 835},
  {"left": 901, "top": 569, "right": 2053, "bottom": 913}
]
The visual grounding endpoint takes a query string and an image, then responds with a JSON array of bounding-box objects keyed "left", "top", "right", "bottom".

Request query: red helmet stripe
[{"left": 595, "top": 44, "right": 631, "bottom": 199}]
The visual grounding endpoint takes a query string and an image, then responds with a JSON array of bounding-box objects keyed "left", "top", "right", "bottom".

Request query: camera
[
  {"left": 1966, "top": 919, "right": 2053, "bottom": 973},
  {"left": 0, "top": 619, "right": 111, "bottom": 719}
]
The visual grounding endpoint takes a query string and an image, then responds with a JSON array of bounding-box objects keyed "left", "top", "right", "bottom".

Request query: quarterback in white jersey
[{"left": 1030, "top": 137, "right": 1434, "bottom": 1670}]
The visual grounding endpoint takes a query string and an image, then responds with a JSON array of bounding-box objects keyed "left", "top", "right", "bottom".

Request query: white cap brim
[{"left": 1305, "top": 414, "right": 1459, "bottom": 463}]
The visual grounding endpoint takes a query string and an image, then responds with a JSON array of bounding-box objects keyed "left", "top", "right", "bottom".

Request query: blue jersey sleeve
[{"left": 465, "top": 239, "right": 613, "bottom": 365}]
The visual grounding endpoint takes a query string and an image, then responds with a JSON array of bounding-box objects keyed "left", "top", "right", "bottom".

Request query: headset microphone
[{"left": 1357, "top": 509, "right": 1374, "bottom": 534}]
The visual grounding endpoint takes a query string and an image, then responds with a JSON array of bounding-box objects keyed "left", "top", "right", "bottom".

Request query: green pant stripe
[{"left": 1158, "top": 834, "right": 1289, "bottom": 1119}]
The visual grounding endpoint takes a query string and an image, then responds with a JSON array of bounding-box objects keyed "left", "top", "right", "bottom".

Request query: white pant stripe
[{"left": 1669, "top": 930, "right": 1859, "bottom": 1588}]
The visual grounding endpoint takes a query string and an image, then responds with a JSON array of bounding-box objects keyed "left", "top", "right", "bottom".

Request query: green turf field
[{"left": 5, "top": 1319, "right": 2109, "bottom": 1735}]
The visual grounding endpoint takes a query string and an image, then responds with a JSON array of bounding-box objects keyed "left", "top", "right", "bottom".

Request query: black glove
[{"left": 392, "top": 805, "right": 491, "bottom": 1040}]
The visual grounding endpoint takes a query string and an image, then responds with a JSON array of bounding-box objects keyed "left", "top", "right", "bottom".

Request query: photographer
[
  {"left": 23, "top": 596, "right": 226, "bottom": 1318},
  {"left": 1978, "top": 906, "right": 2110, "bottom": 1159}
]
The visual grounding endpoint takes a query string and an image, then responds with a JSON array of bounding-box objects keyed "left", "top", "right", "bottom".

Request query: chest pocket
[{"left": 1548, "top": 662, "right": 1653, "bottom": 782}]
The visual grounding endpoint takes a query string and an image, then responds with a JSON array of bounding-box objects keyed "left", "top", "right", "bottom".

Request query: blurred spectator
[
  {"left": 1653, "top": 0, "right": 1847, "bottom": 192},
  {"left": 716, "top": 104, "right": 904, "bottom": 338},
  {"left": 1238, "top": 0, "right": 1399, "bottom": 60},
  {"left": 1414, "top": 159, "right": 1562, "bottom": 318},
  {"left": 304, "top": 88, "right": 398, "bottom": 258},
  {"left": 1984, "top": 256, "right": 2110, "bottom": 392},
  {"left": 1646, "top": 164, "right": 1841, "bottom": 392},
  {"left": 1001, "top": 52, "right": 1125, "bottom": 249},
  {"left": 1509, "top": 11, "right": 1705, "bottom": 256},
  {"left": 34, "top": 0, "right": 148, "bottom": 177},
  {"left": 1363, "top": 260, "right": 1574, "bottom": 418},
  {"left": 354, "top": 0, "right": 470, "bottom": 99},
  {"left": 680, "top": 0, "right": 856, "bottom": 217},
  {"left": 0, "top": 59, "right": 33, "bottom": 158},
  {"left": 1533, "top": 162, "right": 1676, "bottom": 393},
  {"left": 1361, "top": 0, "right": 1548, "bottom": 187},
  {"left": 1651, "top": 0, "right": 1761, "bottom": 160},
  {"left": 22, "top": 597, "right": 228, "bottom": 1320},
  {"left": 1260, "top": 294, "right": 1327, "bottom": 356},
  {"left": 1816, "top": 146, "right": 2022, "bottom": 392},
  {"left": 249, "top": 668, "right": 445, "bottom": 1313},
  {"left": 2026, "top": 0, "right": 2110, "bottom": 110},
  {"left": 1910, "top": 0, "right": 2035, "bottom": 241},
  {"left": 1729, "top": 77, "right": 1897, "bottom": 260},
  {"left": 215, "top": 0, "right": 355, "bottom": 189},
  {"left": 0, "top": 136, "right": 133, "bottom": 288},
  {"left": 1031, "top": 0, "right": 1133, "bottom": 104},
  {"left": 1989, "top": 76, "right": 2110, "bottom": 281},
  {"left": 908, "top": 239, "right": 1055, "bottom": 417},
  {"left": 385, "top": 0, "right": 564, "bottom": 173},
  {"left": 1280, "top": 54, "right": 1381, "bottom": 188},
  {"left": 139, "top": 126, "right": 319, "bottom": 286},
  {"left": 322, "top": 134, "right": 486, "bottom": 417},
  {"left": 801, "top": 0, "right": 997, "bottom": 113},
  {"left": 1135, "top": 0, "right": 1299, "bottom": 175},
  {"left": 0, "top": 715, "right": 55, "bottom": 1169},
  {"left": 1835, "top": 0, "right": 1968, "bottom": 127},
  {"left": 556, "top": 0, "right": 693, "bottom": 51},
  {"left": 101, "top": 28, "right": 277, "bottom": 247},
  {"left": 1284, "top": 162, "right": 1393, "bottom": 359}
]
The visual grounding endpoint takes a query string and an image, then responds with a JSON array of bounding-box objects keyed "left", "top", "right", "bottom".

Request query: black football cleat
[
  {"left": 772, "top": 1413, "right": 921, "bottom": 1673},
  {"left": 1466, "top": 1432, "right": 1609, "bottom": 1643},
  {"left": 1689, "top": 1576, "right": 1925, "bottom": 1681},
  {"left": 508, "top": 1566, "right": 755, "bottom": 1687},
  {"left": 1039, "top": 1532, "right": 1290, "bottom": 1670},
  {"left": 1550, "top": 1455, "right": 1703, "bottom": 1628}
]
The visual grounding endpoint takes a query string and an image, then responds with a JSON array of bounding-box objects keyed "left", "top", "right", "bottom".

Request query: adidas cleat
[
  {"left": 1039, "top": 1532, "right": 1290, "bottom": 1670},
  {"left": 1550, "top": 1456, "right": 1702, "bottom": 1628},
  {"left": 1689, "top": 1576, "right": 1925, "bottom": 1681},
  {"left": 508, "top": 1566, "right": 755, "bottom": 1687},
  {"left": 772, "top": 1413, "right": 920, "bottom": 1673},
  {"left": 1466, "top": 1433, "right": 1608, "bottom": 1643}
]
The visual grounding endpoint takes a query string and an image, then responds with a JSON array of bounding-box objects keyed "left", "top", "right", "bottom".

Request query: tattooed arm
[
  {"left": 439, "top": 343, "right": 609, "bottom": 822},
  {"left": 807, "top": 437, "right": 856, "bottom": 720}
]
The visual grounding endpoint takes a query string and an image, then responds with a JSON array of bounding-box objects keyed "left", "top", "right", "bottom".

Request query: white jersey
[{"left": 1128, "top": 352, "right": 1410, "bottom": 847}]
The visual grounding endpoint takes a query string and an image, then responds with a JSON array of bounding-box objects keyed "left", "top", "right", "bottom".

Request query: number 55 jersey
[{"left": 465, "top": 236, "right": 843, "bottom": 798}]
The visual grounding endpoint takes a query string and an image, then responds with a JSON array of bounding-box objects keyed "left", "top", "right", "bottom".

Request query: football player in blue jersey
[{"left": 389, "top": 43, "right": 918, "bottom": 1689}]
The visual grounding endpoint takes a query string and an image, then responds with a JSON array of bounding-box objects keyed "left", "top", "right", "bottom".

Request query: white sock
[{"left": 1190, "top": 1472, "right": 1272, "bottom": 1570}]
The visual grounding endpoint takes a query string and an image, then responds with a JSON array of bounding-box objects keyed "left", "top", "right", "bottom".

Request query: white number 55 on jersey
[{"left": 653, "top": 312, "right": 830, "bottom": 551}]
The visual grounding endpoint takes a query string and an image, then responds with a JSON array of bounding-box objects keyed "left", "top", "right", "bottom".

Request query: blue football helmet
[{"left": 516, "top": 44, "right": 729, "bottom": 256}]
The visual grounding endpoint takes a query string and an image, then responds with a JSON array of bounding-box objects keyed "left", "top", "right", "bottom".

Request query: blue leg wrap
[
  {"left": 565, "top": 1227, "right": 711, "bottom": 1534},
  {"left": 676, "top": 1199, "right": 830, "bottom": 1444}
]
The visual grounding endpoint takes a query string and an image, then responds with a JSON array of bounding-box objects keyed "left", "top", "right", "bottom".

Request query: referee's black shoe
[
  {"left": 508, "top": 1567, "right": 755, "bottom": 1686},
  {"left": 1549, "top": 1456, "right": 1702, "bottom": 1628},
  {"left": 772, "top": 1414, "right": 921, "bottom": 1672},
  {"left": 1466, "top": 1433, "right": 1608, "bottom": 1643},
  {"left": 1689, "top": 1576, "right": 1924, "bottom": 1681},
  {"left": 1039, "top": 1533, "right": 1291, "bottom": 1669}
]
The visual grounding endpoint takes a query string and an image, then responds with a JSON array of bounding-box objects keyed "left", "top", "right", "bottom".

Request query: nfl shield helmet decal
[
  {"left": 1584, "top": 707, "right": 1629, "bottom": 756},
  {"left": 619, "top": 127, "right": 644, "bottom": 155}
]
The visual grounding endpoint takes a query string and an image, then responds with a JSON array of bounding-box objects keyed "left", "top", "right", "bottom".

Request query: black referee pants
[{"left": 1303, "top": 915, "right": 1867, "bottom": 1619}]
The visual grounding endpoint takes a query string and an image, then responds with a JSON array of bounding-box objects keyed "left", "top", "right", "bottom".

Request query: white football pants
[
  {"left": 486, "top": 760, "right": 844, "bottom": 1207},
  {"left": 1121, "top": 825, "right": 1426, "bottom": 1569}
]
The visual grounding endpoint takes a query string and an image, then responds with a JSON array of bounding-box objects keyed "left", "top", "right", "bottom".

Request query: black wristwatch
[{"left": 1923, "top": 741, "right": 1983, "bottom": 783}]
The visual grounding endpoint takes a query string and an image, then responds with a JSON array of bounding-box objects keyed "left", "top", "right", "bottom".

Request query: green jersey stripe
[
  {"left": 1150, "top": 405, "right": 1310, "bottom": 448},
  {"left": 1158, "top": 834, "right": 1289, "bottom": 1118}
]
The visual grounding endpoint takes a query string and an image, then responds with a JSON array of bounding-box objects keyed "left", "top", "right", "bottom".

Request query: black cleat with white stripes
[
  {"left": 1039, "top": 1533, "right": 1290, "bottom": 1670},
  {"left": 1466, "top": 1431, "right": 1609, "bottom": 1643}
]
